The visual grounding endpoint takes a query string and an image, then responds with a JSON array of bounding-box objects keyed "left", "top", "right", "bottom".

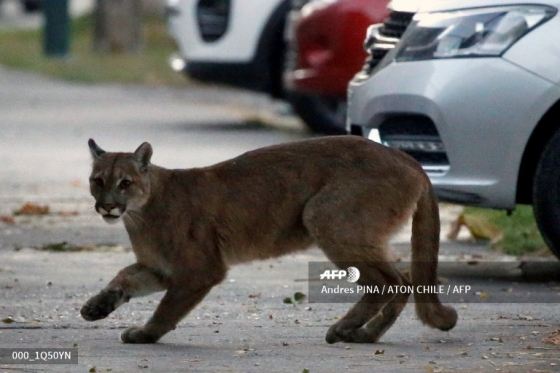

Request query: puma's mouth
[{"left": 102, "top": 214, "right": 121, "bottom": 224}]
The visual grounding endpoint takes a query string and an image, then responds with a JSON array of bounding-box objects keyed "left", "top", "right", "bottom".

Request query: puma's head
[{"left": 88, "top": 139, "right": 152, "bottom": 224}]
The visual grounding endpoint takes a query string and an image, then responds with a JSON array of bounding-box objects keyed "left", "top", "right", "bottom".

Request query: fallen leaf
[
  {"left": 542, "top": 330, "right": 560, "bottom": 345},
  {"left": 447, "top": 213, "right": 503, "bottom": 243},
  {"left": 374, "top": 349, "right": 385, "bottom": 355},
  {"left": 89, "top": 367, "right": 96, "bottom": 373},
  {"left": 2, "top": 317, "right": 15, "bottom": 323},
  {"left": 248, "top": 293, "right": 261, "bottom": 298},
  {"left": 14, "top": 202, "right": 49, "bottom": 216},
  {"left": 293, "top": 292, "right": 306, "bottom": 303},
  {"left": 0, "top": 216, "right": 15, "bottom": 225},
  {"left": 302, "top": 369, "right": 310, "bottom": 373},
  {"left": 38, "top": 242, "right": 81, "bottom": 252},
  {"left": 283, "top": 292, "right": 306, "bottom": 305}
]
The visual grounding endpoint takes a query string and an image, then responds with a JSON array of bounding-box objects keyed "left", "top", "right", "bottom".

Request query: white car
[
  {"left": 166, "top": 0, "right": 347, "bottom": 134},
  {"left": 347, "top": 0, "right": 560, "bottom": 258},
  {"left": 166, "top": 0, "right": 289, "bottom": 96}
]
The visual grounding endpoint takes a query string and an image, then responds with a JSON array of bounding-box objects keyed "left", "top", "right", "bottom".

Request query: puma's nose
[
  {"left": 96, "top": 203, "right": 118, "bottom": 216},
  {"left": 104, "top": 203, "right": 117, "bottom": 211}
]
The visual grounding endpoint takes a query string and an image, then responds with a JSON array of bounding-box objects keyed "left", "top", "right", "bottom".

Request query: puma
[{"left": 81, "top": 136, "right": 457, "bottom": 344}]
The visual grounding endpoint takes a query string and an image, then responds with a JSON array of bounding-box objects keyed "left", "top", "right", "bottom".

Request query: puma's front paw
[
  {"left": 81, "top": 289, "right": 124, "bottom": 321},
  {"left": 121, "top": 326, "right": 160, "bottom": 344}
]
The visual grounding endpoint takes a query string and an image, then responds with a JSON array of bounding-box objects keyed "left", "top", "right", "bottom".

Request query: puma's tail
[{"left": 411, "top": 184, "right": 457, "bottom": 331}]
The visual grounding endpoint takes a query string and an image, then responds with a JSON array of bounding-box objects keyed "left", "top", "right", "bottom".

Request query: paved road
[{"left": 0, "top": 67, "right": 559, "bottom": 372}]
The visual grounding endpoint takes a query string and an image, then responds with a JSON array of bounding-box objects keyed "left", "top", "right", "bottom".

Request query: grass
[
  {"left": 0, "top": 15, "right": 188, "bottom": 86},
  {"left": 464, "top": 205, "right": 549, "bottom": 256}
]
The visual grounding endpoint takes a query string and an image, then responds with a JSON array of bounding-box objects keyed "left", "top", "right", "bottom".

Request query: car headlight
[{"left": 395, "top": 5, "right": 556, "bottom": 61}]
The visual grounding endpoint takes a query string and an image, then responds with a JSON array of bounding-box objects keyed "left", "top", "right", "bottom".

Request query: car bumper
[{"left": 348, "top": 58, "right": 559, "bottom": 209}]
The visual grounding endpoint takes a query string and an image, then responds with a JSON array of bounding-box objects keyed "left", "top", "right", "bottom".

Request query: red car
[{"left": 285, "top": 0, "right": 389, "bottom": 134}]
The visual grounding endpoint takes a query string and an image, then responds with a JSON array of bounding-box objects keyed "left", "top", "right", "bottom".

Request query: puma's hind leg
[
  {"left": 358, "top": 273, "right": 411, "bottom": 342},
  {"left": 324, "top": 262, "right": 408, "bottom": 343},
  {"left": 81, "top": 263, "right": 169, "bottom": 321},
  {"left": 303, "top": 184, "right": 418, "bottom": 343}
]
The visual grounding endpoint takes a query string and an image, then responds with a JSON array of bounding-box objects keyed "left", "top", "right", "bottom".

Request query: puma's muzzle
[{"left": 95, "top": 204, "right": 124, "bottom": 224}]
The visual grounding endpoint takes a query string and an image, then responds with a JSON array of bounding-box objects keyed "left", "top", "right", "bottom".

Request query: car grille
[
  {"left": 196, "top": 0, "right": 231, "bottom": 42},
  {"left": 361, "top": 10, "right": 414, "bottom": 76},
  {"left": 378, "top": 115, "right": 449, "bottom": 173}
]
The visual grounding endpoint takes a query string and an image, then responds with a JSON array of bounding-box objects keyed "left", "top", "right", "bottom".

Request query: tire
[
  {"left": 532, "top": 128, "right": 560, "bottom": 260},
  {"left": 287, "top": 92, "right": 347, "bottom": 135}
]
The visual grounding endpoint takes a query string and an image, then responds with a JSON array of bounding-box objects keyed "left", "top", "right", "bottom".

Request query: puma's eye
[
  {"left": 119, "top": 180, "right": 132, "bottom": 189},
  {"left": 93, "top": 178, "right": 104, "bottom": 187}
]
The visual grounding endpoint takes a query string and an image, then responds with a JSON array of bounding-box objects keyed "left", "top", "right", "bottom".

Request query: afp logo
[{"left": 319, "top": 267, "right": 361, "bottom": 283}]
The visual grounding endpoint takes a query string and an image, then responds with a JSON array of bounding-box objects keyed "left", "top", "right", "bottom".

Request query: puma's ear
[
  {"left": 88, "top": 139, "right": 106, "bottom": 159},
  {"left": 134, "top": 142, "right": 152, "bottom": 172}
]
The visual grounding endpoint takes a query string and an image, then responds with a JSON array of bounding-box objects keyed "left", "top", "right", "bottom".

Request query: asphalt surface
[{"left": 0, "top": 65, "right": 559, "bottom": 372}]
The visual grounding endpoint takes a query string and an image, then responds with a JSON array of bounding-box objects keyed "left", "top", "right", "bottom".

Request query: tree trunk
[{"left": 93, "top": 0, "right": 142, "bottom": 54}]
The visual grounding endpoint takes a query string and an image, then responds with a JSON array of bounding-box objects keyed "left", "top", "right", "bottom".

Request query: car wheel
[
  {"left": 532, "top": 128, "right": 560, "bottom": 260},
  {"left": 287, "top": 92, "right": 347, "bottom": 135}
]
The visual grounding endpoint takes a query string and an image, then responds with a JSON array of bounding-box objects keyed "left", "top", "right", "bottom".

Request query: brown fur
[{"left": 80, "top": 136, "right": 457, "bottom": 344}]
